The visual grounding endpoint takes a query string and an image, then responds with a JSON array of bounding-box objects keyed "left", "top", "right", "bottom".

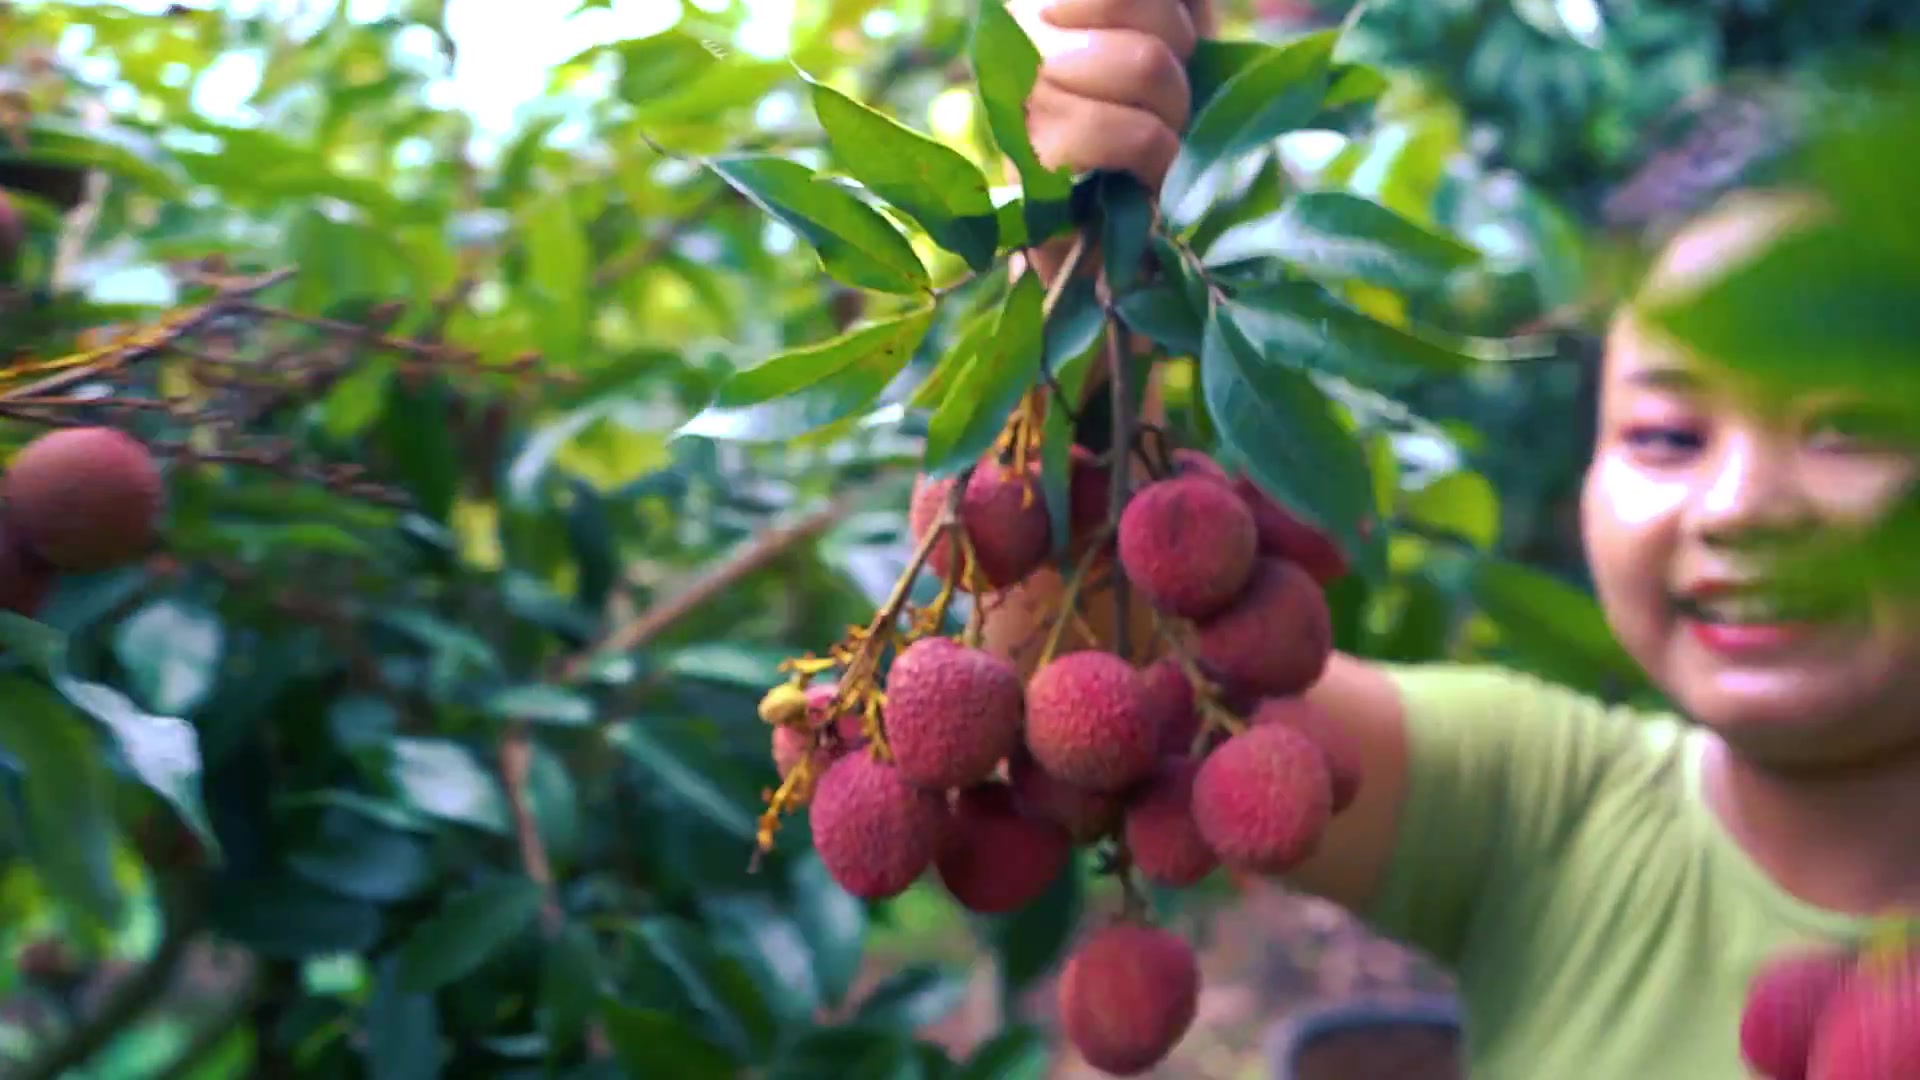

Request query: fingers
[
  {"left": 1028, "top": 80, "right": 1183, "bottom": 191},
  {"left": 1037, "top": 28, "right": 1192, "bottom": 134},
  {"left": 1039, "top": 0, "right": 1198, "bottom": 60}
]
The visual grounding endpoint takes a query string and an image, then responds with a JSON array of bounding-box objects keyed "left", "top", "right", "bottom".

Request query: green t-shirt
[{"left": 1361, "top": 664, "right": 1876, "bottom": 1079}]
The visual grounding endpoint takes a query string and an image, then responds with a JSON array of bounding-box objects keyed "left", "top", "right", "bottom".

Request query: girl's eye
[{"left": 1623, "top": 424, "right": 1704, "bottom": 460}]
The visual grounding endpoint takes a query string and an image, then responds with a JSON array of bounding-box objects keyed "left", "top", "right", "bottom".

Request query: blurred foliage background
[{"left": 0, "top": 0, "right": 1912, "bottom": 1077}]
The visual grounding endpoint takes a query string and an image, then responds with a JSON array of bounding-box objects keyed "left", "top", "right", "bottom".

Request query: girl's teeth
[{"left": 1693, "top": 595, "right": 1821, "bottom": 624}]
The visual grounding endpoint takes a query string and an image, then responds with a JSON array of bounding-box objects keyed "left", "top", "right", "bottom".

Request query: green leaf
[
  {"left": 602, "top": 1004, "right": 737, "bottom": 1080},
  {"left": 0, "top": 676, "right": 122, "bottom": 927},
  {"left": 855, "top": 965, "right": 970, "bottom": 1029},
  {"left": 286, "top": 804, "right": 436, "bottom": 903},
  {"left": 1201, "top": 303, "right": 1379, "bottom": 578},
  {"left": 0, "top": 612, "right": 68, "bottom": 675},
  {"left": 1469, "top": 560, "right": 1651, "bottom": 692},
  {"left": 1115, "top": 283, "right": 1205, "bottom": 358},
  {"left": 1204, "top": 191, "right": 1483, "bottom": 291},
  {"left": 708, "top": 154, "right": 930, "bottom": 295},
  {"left": 678, "top": 304, "right": 935, "bottom": 443},
  {"left": 923, "top": 272, "right": 1045, "bottom": 474},
  {"left": 365, "top": 954, "right": 448, "bottom": 1080},
  {"left": 111, "top": 598, "right": 224, "bottom": 716},
  {"left": 1224, "top": 280, "right": 1477, "bottom": 386},
  {"left": 480, "top": 684, "right": 596, "bottom": 727},
  {"left": 394, "top": 877, "right": 544, "bottom": 992},
  {"left": 807, "top": 75, "right": 999, "bottom": 271},
  {"left": 789, "top": 853, "right": 866, "bottom": 1009},
  {"left": 206, "top": 873, "right": 383, "bottom": 957},
  {"left": 543, "top": 923, "right": 607, "bottom": 1054},
  {"left": 387, "top": 737, "right": 511, "bottom": 834},
  {"left": 1403, "top": 470, "right": 1500, "bottom": 550},
  {"left": 1100, "top": 172, "right": 1155, "bottom": 294},
  {"left": 1163, "top": 31, "right": 1337, "bottom": 222},
  {"left": 908, "top": 303, "right": 998, "bottom": 412},
  {"left": 57, "top": 676, "right": 219, "bottom": 858},
  {"left": 1039, "top": 279, "right": 1105, "bottom": 560},
  {"left": 970, "top": 3, "right": 1074, "bottom": 240},
  {"left": 521, "top": 187, "right": 589, "bottom": 363},
  {"left": 630, "top": 915, "right": 778, "bottom": 1062},
  {"left": 700, "top": 894, "right": 820, "bottom": 1028},
  {"left": 609, "top": 722, "right": 759, "bottom": 842}
]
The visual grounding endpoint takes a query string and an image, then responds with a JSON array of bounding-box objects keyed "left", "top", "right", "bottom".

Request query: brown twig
[
  {"left": 498, "top": 731, "right": 562, "bottom": 936},
  {"left": 558, "top": 481, "right": 884, "bottom": 683},
  {"left": 1098, "top": 273, "right": 1134, "bottom": 664}
]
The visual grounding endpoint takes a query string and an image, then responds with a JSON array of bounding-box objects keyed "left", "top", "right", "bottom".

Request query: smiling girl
[{"left": 987, "top": 1, "right": 1920, "bottom": 1075}]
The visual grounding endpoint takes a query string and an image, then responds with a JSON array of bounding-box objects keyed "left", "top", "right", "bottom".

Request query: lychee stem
[
  {"left": 1099, "top": 284, "right": 1135, "bottom": 664},
  {"left": 1038, "top": 524, "right": 1114, "bottom": 669}
]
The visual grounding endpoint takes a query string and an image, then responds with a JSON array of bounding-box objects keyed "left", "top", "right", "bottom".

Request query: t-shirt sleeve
[{"left": 1359, "top": 662, "right": 1639, "bottom": 970}]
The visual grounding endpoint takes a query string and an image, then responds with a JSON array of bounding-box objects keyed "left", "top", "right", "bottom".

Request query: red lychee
[
  {"left": 0, "top": 526, "right": 55, "bottom": 617},
  {"left": 1117, "top": 475, "right": 1257, "bottom": 620},
  {"left": 910, "top": 460, "right": 1051, "bottom": 592},
  {"left": 1248, "top": 695, "right": 1362, "bottom": 813},
  {"left": 770, "top": 683, "right": 866, "bottom": 780},
  {"left": 1024, "top": 650, "right": 1159, "bottom": 793},
  {"left": 882, "top": 636, "right": 1024, "bottom": 790},
  {"left": 1190, "top": 721, "right": 1332, "bottom": 875},
  {"left": 3, "top": 426, "right": 164, "bottom": 572},
  {"left": 1231, "top": 473, "right": 1349, "bottom": 585},
  {"left": 1168, "top": 448, "right": 1229, "bottom": 484},
  {"left": 0, "top": 191, "right": 20, "bottom": 271},
  {"left": 1740, "top": 947, "right": 1855, "bottom": 1080},
  {"left": 935, "top": 782, "right": 1072, "bottom": 913},
  {"left": 1123, "top": 756, "right": 1217, "bottom": 887},
  {"left": 1193, "top": 557, "right": 1332, "bottom": 699},
  {"left": 1141, "top": 658, "right": 1199, "bottom": 757},
  {"left": 1057, "top": 921, "right": 1200, "bottom": 1076},
  {"left": 1807, "top": 951, "right": 1920, "bottom": 1080},
  {"left": 808, "top": 751, "right": 947, "bottom": 900},
  {"left": 1008, "top": 746, "right": 1123, "bottom": 844}
]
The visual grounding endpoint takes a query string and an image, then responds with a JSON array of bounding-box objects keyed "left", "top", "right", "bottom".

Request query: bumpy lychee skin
[
  {"left": 1123, "top": 757, "right": 1217, "bottom": 887},
  {"left": 1117, "top": 476, "right": 1258, "bottom": 619},
  {"left": 1231, "top": 473, "right": 1349, "bottom": 585},
  {"left": 3, "top": 426, "right": 164, "bottom": 572},
  {"left": 770, "top": 683, "right": 866, "bottom": 780},
  {"left": 808, "top": 751, "right": 947, "bottom": 900},
  {"left": 1024, "top": 650, "right": 1159, "bottom": 793},
  {"left": 1008, "top": 747, "right": 1123, "bottom": 844},
  {"left": 935, "top": 782, "right": 1072, "bottom": 913},
  {"left": 910, "top": 461, "right": 1051, "bottom": 592},
  {"left": 1806, "top": 953, "right": 1920, "bottom": 1080},
  {"left": 1058, "top": 922, "right": 1201, "bottom": 1076},
  {"left": 1193, "top": 557, "right": 1332, "bottom": 699},
  {"left": 1248, "top": 695, "right": 1362, "bottom": 813},
  {"left": 1190, "top": 722, "right": 1332, "bottom": 874},
  {"left": 883, "top": 637, "right": 1024, "bottom": 790},
  {"left": 0, "top": 527, "right": 55, "bottom": 616},
  {"left": 1739, "top": 948, "right": 1854, "bottom": 1080},
  {"left": 1141, "top": 658, "right": 1199, "bottom": 757}
]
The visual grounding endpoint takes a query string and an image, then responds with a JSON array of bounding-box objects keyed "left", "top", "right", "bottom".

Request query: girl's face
[{"left": 1582, "top": 200, "right": 1920, "bottom": 769}]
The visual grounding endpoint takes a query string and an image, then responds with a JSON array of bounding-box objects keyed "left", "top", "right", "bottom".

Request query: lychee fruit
[
  {"left": 1739, "top": 947, "right": 1854, "bottom": 1080},
  {"left": 0, "top": 527, "right": 55, "bottom": 617},
  {"left": 808, "top": 751, "right": 947, "bottom": 900},
  {"left": 1248, "top": 695, "right": 1362, "bottom": 813},
  {"left": 3, "top": 426, "right": 164, "bottom": 572},
  {"left": 882, "top": 636, "right": 1024, "bottom": 790},
  {"left": 1806, "top": 951, "right": 1920, "bottom": 1080},
  {"left": 1024, "top": 650, "right": 1159, "bottom": 793},
  {"left": 910, "top": 460, "right": 1051, "bottom": 592},
  {"left": 1168, "top": 448, "right": 1229, "bottom": 484},
  {"left": 1008, "top": 747, "right": 1123, "bottom": 844},
  {"left": 935, "top": 782, "right": 1072, "bottom": 913},
  {"left": 1123, "top": 757, "right": 1217, "bottom": 887},
  {"left": 1193, "top": 557, "right": 1332, "bottom": 699},
  {"left": 1141, "top": 658, "right": 1199, "bottom": 757},
  {"left": 1117, "top": 475, "right": 1257, "bottom": 620},
  {"left": 1190, "top": 721, "right": 1332, "bottom": 875},
  {"left": 770, "top": 683, "right": 865, "bottom": 780},
  {"left": 1231, "top": 473, "right": 1349, "bottom": 585},
  {"left": 1057, "top": 921, "right": 1200, "bottom": 1076}
]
